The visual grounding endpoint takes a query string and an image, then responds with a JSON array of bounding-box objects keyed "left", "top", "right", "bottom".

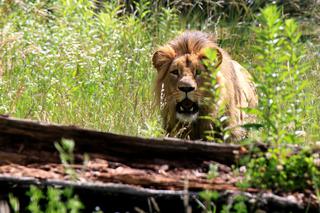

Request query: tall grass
[
  {"left": 0, "top": 0, "right": 319, "bottom": 142},
  {"left": 0, "top": 0, "right": 179, "bottom": 135}
]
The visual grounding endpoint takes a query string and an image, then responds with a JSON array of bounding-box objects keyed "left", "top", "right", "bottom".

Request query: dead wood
[
  {"left": 0, "top": 115, "right": 246, "bottom": 167},
  {"left": 0, "top": 162, "right": 246, "bottom": 192}
]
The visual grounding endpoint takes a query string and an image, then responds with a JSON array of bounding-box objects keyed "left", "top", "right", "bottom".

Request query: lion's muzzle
[
  {"left": 175, "top": 98, "right": 199, "bottom": 122},
  {"left": 176, "top": 99, "right": 199, "bottom": 114}
]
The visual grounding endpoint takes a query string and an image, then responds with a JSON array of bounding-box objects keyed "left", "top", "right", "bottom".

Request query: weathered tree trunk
[{"left": 0, "top": 116, "right": 246, "bottom": 167}]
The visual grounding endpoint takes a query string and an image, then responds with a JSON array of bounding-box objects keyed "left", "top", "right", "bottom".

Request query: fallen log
[{"left": 0, "top": 115, "right": 246, "bottom": 167}]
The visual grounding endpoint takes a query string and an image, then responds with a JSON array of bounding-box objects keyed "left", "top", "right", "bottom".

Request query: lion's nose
[{"left": 178, "top": 86, "right": 195, "bottom": 93}]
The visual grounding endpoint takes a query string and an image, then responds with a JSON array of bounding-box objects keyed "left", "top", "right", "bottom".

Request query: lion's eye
[
  {"left": 170, "top": 70, "right": 179, "bottom": 76},
  {"left": 195, "top": 69, "right": 202, "bottom": 76}
]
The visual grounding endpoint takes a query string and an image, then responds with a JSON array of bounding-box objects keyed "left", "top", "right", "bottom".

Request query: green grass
[
  {"left": 0, "top": 0, "right": 319, "bottom": 142},
  {"left": 0, "top": 0, "right": 178, "bottom": 136}
]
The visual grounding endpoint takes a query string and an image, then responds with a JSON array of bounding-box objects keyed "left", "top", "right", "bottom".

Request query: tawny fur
[{"left": 152, "top": 31, "right": 257, "bottom": 141}]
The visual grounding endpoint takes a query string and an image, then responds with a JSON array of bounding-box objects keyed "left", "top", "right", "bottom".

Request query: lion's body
[{"left": 152, "top": 31, "right": 257, "bottom": 141}]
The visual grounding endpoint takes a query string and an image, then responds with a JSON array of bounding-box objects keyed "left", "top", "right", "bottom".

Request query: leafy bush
[
  {"left": 243, "top": 5, "right": 320, "bottom": 192},
  {"left": 246, "top": 148, "right": 320, "bottom": 191},
  {"left": 250, "top": 5, "right": 310, "bottom": 144}
]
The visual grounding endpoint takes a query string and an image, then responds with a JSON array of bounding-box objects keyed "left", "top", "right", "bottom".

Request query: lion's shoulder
[{"left": 230, "top": 60, "right": 258, "bottom": 108}]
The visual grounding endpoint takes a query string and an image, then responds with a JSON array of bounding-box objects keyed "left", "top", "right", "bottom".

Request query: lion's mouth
[{"left": 176, "top": 99, "right": 199, "bottom": 115}]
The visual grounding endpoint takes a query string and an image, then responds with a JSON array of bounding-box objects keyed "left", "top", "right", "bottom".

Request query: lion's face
[{"left": 164, "top": 54, "right": 206, "bottom": 122}]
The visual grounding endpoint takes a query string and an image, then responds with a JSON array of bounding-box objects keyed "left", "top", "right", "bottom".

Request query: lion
[{"left": 152, "top": 31, "right": 258, "bottom": 142}]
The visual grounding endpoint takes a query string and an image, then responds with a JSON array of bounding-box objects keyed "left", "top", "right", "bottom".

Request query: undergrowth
[
  {"left": 240, "top": 5, "right": 320, "bottom": 193},
  {"left": 249, "top": 5, "right": 311, "bottom": 144},
  {"left": 8, "top": 186, "right": 84, "bottom": 213}
]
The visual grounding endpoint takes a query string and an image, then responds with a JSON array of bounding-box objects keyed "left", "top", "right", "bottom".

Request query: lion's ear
[
  {"left": 152, "top": 46, "right": 176, "bottom": 72},
  {"left": 198, "top": 47, "right": 223, "bottom": 69}
]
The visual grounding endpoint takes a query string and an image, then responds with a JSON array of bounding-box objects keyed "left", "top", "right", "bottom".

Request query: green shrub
[
  {"left": 246, "top": 147, "right": 320, "bottom": 191},
  {"left": 243, "top": 5, "right": 320, "bottom": 192},
  {"left": 249, "top": 5, "right": 310, "bottom": 144}
]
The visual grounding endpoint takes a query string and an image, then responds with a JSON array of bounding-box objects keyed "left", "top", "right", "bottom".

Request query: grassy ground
[{"left": 0, "top": 0, "right": 319, "bottom": 141}]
